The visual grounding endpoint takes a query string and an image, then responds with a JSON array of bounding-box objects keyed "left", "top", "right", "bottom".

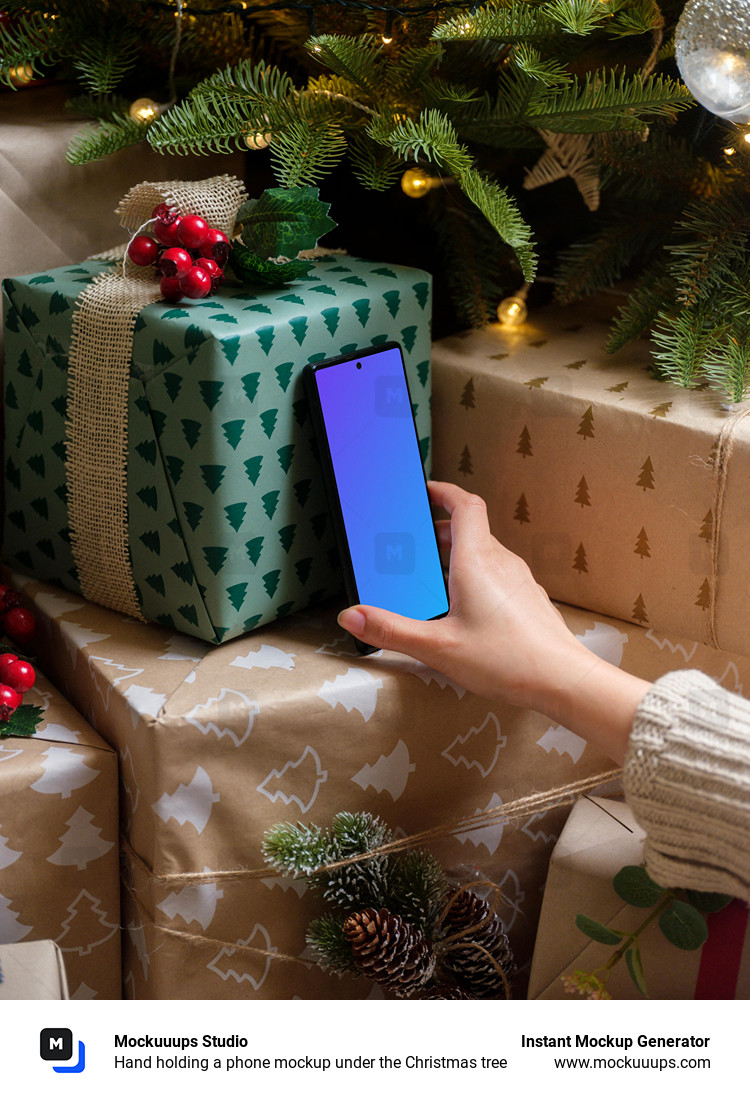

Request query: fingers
[
  {"left": 338, "top": 604, "right": 440, "bottom": 658},
  {"left": 427, "top": 481, "right": 492, "bottom": 556}
]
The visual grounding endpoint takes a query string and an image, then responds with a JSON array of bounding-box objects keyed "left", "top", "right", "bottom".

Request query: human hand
[{"left": 338, "top": 481, "right": 649, "bottom": 763}]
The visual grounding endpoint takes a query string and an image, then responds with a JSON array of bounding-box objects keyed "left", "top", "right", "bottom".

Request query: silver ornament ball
[{"left": 675, "top": 0, "right": 750, "bottom": 122}]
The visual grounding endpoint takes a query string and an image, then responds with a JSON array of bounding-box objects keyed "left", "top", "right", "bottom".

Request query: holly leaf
[
  {"left": 575, "top": 913, "right": 623, "bottom": 945},
  {"left": 0, "top": 704, "right": 44, "bottom": 739},
  {"left": 240, "top": 186, "right": 336, "bottom": 261},
  {"left": 229, "top": 241, "right": 314, "bottom": 287},
  {"left": 658, "top": 900, "right": 708, "bottom": 951},
  {"left": 613, "top": 864, "right": 665, "bottom": 908},
  {"left": 625, "top": 945, "right": 648, "bottom": 997}
]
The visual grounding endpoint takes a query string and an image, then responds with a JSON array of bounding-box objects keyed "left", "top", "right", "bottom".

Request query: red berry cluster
[
  {"left": 127, "top": 203, "right": 231, "bottom": 302},
  {"left": 0, "top": 584, "right": 36, "bottom": 724}
]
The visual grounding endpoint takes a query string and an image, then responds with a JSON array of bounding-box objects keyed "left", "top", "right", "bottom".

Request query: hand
[{"left": 338, "top": 481, "right": 650, "bottom": 763}]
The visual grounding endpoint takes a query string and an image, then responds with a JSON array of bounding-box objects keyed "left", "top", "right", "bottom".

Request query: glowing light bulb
[
  {"left": 245, "top": 129, "right": 271, "bottom": 150},
  {"left": 382, "top": 35, "right": 393, "bottom": 44},
  {"left": 725, "top": 145, "right": 736, "bottom": 154},
  {"left": 497, "top": 286, "right": 530, "bottom": 326},
  {"left": 129, "top": 97, "right": 160, "bottom": 123},
  {"left": 8, "top": 62, "right": 34, "bottom": 87},
  {"left": 401, "top": 168, "right": 434, "bottom": 198},
  {"left": 745, "top": 131, "right": 750, "bottom": 143}
]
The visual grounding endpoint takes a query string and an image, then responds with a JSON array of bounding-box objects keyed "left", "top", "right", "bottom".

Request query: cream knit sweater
[{"left": 624, "top": 669, "right": 750, "bottom": 903}]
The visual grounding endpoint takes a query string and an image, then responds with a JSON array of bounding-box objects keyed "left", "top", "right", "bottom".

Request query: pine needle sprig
[
  {"left": 433, "top": 2, "right": 571, "bottom": 44},
  {"left": 650, "top": 301, "right": 719, "bottom": 389},
  {"left": 65, "top": 114, "right": 150, "bottom": 165},
  {"left": 72, "top": 27, "right": 140, "bottom": 95},
  {"left": 348, "top": 132, "right": 405, "bottom": 191},
  {"left": 0, "top": 10, "right": 58, "bottom": 86},
  {"left": 528, "top": 69, "right": 693, "bottom": 133},
  {"left": 606, "top": 263, "right": 677, "bottom": 353},
  {"left": 305, "top": 913, "right": 360, "bottom": 975},
  {"left": 306, "top": 33, "right": 385, "bottom": 100}
]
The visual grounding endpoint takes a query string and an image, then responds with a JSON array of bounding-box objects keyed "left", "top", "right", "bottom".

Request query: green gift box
[{"left": 2, "top": 255, "right": 432, "bottom": 642}]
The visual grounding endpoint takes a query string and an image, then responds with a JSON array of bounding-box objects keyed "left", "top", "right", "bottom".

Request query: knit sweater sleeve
[{"left": 623, "top": 669, "right": 750, "bottom": 903}]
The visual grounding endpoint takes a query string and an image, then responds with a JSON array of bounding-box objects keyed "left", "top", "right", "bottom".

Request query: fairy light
[
  {"left": 724, "top": 145, "right": 736, "bottom": 155},
  {"left": 382, "top": 10, "right": 394, "bottom": 43},
  {"left": 245, "top": 129, "right": 271, "bottom": 150},
  {"left": 8, "top": 62, "right": 34, "bottom": 87},
  {"left": 401, "top": 167, "right": 436, "bottom": 197},
  {"left": 744, "top": 131, "right": 750, "bottom": 144},
  {"left": 129, "top": 97, "right": 161, "bottom": 123},
  {"left": 497, "top": 284, "right": 530, "bottom": 326}
]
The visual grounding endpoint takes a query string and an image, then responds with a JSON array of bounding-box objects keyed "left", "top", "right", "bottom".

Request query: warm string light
[
  {"left": 129, "top": 97, "right": 162, "bottom": 123},
  {"left": 7, "top": 62, "right": 35, "bottom": 87},
  {"left": 497, "top": 284, "right": 530, "bottom": 326},
  {"left": 401, "top": 167, "right": 441, "bottom": 198}
]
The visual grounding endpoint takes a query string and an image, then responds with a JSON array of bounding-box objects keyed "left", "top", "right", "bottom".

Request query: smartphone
[{"left": 304, "top": 342, "right": 449, "bottom": 652}]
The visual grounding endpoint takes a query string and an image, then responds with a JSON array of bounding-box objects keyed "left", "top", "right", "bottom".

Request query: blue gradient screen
[{"left": 313, "top": 346, "right": 449, "bottom": 620}]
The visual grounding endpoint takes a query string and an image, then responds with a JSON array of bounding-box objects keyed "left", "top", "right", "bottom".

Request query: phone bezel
[{"left": 303, "top": 342, "right": 448, "bottom": 652}]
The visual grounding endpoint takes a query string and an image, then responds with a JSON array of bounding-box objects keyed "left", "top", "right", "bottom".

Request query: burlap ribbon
[{"left": 65, "top": 174, "right": 248, "bottom": 617}]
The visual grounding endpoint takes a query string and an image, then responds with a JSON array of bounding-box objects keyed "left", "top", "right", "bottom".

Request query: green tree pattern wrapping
[{"left": 2, "top": 257, "right": 432, "bottom": 643}]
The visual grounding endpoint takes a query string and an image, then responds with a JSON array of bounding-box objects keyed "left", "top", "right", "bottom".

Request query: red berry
[
  {"left": 178, "top": 265, "right": 212, "bottom": 299},
  {"left": 153, "top": 215, "right": 183, "bottom": 247},
  {"left": 159, "top": 274, "right": 183, "bottom": 302},
  {"left": 177, "top": 214, "right": 211, "bottom": 250},
  {"left": 1, "top": 588, "right": 20, "bottom": 612},
  {"left": 0, "top": 657, "right": 35, "bottom": 694},
  {"left": 151, "top": 202, "right": 179, "bottom": 225},
  {"left": 198, "top": 228, "right": 230, "bottom": 265},
  {"left": 195, "top": 257, "right": 223, "bottom": 286},
  {"left": 0, "top": 682, "right": 22, "bottom": 722},
  {"left": 157, "top": 247, "right": 193, "bottom": 278},
  {"left": 3, "top": 607, "right": 35, "bottom": 645},
  {"left": 127, "top": 234, "right": 159, "bottom": 267},
  {"left": 0, "top": 653, "right": 18, "bottom": 675}
]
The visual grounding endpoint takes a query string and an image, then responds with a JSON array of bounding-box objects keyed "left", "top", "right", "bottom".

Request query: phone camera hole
[{"left": 356, "top": 362, "right": 362, "bottom": 369}]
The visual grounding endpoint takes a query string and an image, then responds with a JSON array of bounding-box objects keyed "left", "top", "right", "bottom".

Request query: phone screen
[{"left": 307, "top": 344, "right": 449, "bottom": 622}]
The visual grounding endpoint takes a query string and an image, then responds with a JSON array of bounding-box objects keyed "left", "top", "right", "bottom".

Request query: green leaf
[
  {"left": 229, "top": 242, "right": 314, "bottom": 287},
  {"left": 685, "top": 890, "right": 733, "bottom": 914},
  {"left": 625, "top": 945, "right": 649, "bottom": 997},
  {"left": 0, "top": 704, "right": 45, "bottom": 739},
  {"left": 241, "top": 185, "right": 336, "bottom": 260},
  {"left": 658, "top": 901, "right": 708, "bottom": 951},
  {"left": 575, "top": 913, "right": 623, "bottom": 945},
  {"left": 613, "top": 864, "right": 665, "bottom": 908}
]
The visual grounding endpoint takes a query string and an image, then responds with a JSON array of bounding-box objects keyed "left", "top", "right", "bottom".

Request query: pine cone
[
  {"left": 415, "top": 983, "right": 476, "bottom": 1000},
  {"left": 343, "top": 907, "right": 436, "bottom": 997},
  {"left": 438, "top": 890, "right": 515, "bottom": 998}
]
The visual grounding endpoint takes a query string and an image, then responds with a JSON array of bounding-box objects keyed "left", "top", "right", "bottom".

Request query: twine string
[
  {"left": 123, "top": 767, "right": 623, "bottom": 890},
  {"left": 707, "top": 404, "right": 750, "bottom": 649}
]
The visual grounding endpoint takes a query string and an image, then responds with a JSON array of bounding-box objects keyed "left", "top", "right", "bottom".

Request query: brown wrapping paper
[
  {"left": 431, "top": 298, "right": 750, "bottom": 657},
  {"left": 0, "top": 666, "right": 121, "bottom": 998},
  {"left": 528, "top": 797, "right": 750, "bottom": 999},
  {"left": 12, "top": 570, "right": 750, "bottom": 999}
]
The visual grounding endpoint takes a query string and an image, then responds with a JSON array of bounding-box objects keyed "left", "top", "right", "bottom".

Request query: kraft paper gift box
[
  {"left": 431, "top": 296, "right": 750, "bottom": 658},
  {"left": 528, "top": 797, "right": 750, "bottom": 1000},
  {"left": 0, "top": 940, "right": 69, "bottom": 1000},
  {"left": 2, "top": 254, "right": 432, "bottom": 643},
  {"left": 15, "top": 571, "right": 750, "bottom": 1000},
  {"left": 0, "top": 668, "right": 121, "bottom": 999}
]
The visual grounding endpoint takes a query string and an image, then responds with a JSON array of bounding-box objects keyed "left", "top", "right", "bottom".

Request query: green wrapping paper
[{"left": 2, "top": 256, "right": 432, "bottom": 642}]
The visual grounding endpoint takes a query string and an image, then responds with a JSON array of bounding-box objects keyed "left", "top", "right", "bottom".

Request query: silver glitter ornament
[{"left": 675, "top": 0, "right": 750, "bottom": 122}]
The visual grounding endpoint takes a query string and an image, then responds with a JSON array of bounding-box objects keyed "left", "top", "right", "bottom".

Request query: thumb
[{"left": 337, "top": 604, "right": 439, "bottom": 658}]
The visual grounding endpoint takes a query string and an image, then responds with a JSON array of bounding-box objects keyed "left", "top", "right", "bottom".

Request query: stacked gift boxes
[
  {"left": 0, "top": 661, "right": 120, "bottom": 998},
  {"left": 11, "top": 570, "right": 750, "bottom": 999},
  {"left": 429, "top": 298, "right": 750, "bottom": 997}
]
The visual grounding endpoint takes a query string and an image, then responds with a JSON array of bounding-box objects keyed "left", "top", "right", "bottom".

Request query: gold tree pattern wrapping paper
[
  {"left": 13, "top": 571, "right": 750, "bottom": 999},
  {"left": 431, "top": 297, "right": 750, "bottom": 657},
  {"left": 0, "top": 665, "right": 121, "bottom": 999}
]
